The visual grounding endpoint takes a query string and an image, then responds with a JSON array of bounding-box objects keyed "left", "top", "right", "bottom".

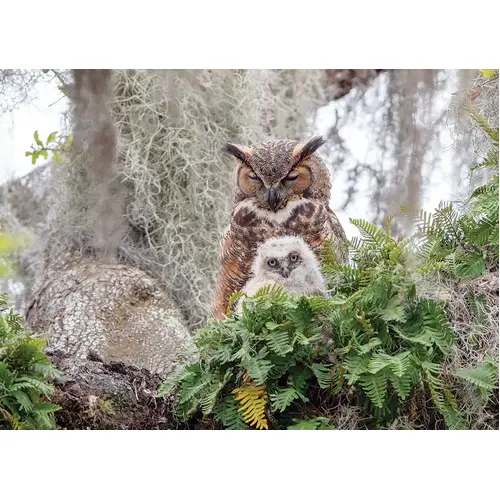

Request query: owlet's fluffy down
[{"left": 236, "top": 236, "right": 327, "bottom": 313}]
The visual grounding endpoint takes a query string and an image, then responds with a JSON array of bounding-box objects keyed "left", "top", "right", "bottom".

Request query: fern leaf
[
  {"left": 157, "top": 367, "right": 188, "bottom": 397},
  {"left": 420, "top": 301, "right": 454, "bottom": 355},
  {"left": 344, "top": 356, "right": 370, "bottom": 384},
  {"left": 359, "top": 373, "right": 388, "bottom": 409},
  {"left": 310, "top": 363, "right": 333, "bottom": 389},
  {"left": 378, "top": 295, "right": 405, "bottom": 323},
  {"left": 265, "top": 329, "right": 292, "bottom": 356},
  {"left": 11, "top": 377, "right": 54, "bottom": 395},
  {"left": 227, "top": 291, "right": 245, "bottom": 315},
  {"left": 13, "top": 390, "right": 33, "bottom": 412},
  {"left": 367, "top": 353, "right": 394, "bottom": 374},
  {"left": 368, "top": 351, "right": 411, "bottom": 378},
  {"left": 232, "top": 385, "right": 268, "bottom": 430},
  {"left": 215, "top": 396, "right": 249, "bottom": 430},
  {"left": 388, "top": 371, "right": 413, "bottom": 400},
  {"left": 356, "top": 338, "right": 382, "bottom": 354},
  {"left": 455, "top": 365, "right": 498, "bottom": 391},
  {"left": 200, "top": 379, "right": 228, "bottom": 416},
  {"left": 270, "top": 387, "right": 300, "bottom": 413},
  {"left": 242, "top": 357, "right": 272, "bottom": 386},
  {"left": 349, "top": 218, "right": 388, "bottom": 247},
  {"left": 33, "top": 402, "right": 61, "bottom": 414},
  {"left": 287, "top": 417, "right": 334, "bottom": 430}
]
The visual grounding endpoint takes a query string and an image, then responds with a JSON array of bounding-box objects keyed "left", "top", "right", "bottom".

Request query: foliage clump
[
  {"left": 0, "top": 294, "right": 61, "bottom": 430},
  {"left": 0, "top": 231, "right": 61, "bottom": 430},
  {"left": 158, "top": 118, "right": 499, "bottom": 429}
]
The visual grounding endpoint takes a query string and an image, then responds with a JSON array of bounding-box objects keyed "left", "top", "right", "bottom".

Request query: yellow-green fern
[{"left": 232, "top": 385, "right": 268, "bottom": 430}]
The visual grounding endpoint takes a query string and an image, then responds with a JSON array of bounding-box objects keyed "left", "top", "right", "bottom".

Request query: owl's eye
[
  {"left": 267, "top": 258, "right": 278, "bottom": 268},
  {"left": 284, "top": 170, "right": 300, "bottom": 182},
  {"left": 248, "top": 171, "right": 260, "bottom": 182},
  {"left": 289, "top": 251, "right": 300, "bottom": 262}
]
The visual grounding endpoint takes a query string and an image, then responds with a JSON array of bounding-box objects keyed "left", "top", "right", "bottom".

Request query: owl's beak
[
  {"left": 280, "top": 266, "right": 290, "bottom": 278},
  {"left": 267, "top": 188, "right": 280, "bottom": 211}
]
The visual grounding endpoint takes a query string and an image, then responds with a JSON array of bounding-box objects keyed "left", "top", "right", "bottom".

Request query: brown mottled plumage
[{"left": 212, "top": 136, "right": 347, "bottom": 320}]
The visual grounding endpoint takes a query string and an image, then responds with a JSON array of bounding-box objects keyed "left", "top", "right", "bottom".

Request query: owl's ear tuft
[
  {"left": 222, "top": 143, "right": 249, "bottom": 165},
  {"left": 295, "top": 136, "right": 326, "bottom": 163}
]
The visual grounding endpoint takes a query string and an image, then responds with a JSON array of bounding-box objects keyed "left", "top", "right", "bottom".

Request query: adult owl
[{"left": 212, "top": 136, "right": 347, "bottom": 320}]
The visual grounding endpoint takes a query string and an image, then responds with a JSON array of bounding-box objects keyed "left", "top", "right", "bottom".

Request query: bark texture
[
  {"left": 26, "top": 259, "right": 192, "bottom": 376},
  {"left": 46, "top": 350, "right": 180, "bottom": 430}
]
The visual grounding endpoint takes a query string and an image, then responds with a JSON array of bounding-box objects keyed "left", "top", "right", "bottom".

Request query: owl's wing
[
  {"left": 324, "top": 207, "right": 349, "bottom": 264},
  {"left": 212, "top": 225, "right": 251, "bottom": 320}
]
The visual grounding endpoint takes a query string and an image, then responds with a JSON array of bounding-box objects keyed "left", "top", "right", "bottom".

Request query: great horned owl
[
  {"left": 212, "top": 136, "right": 347, "bottom": 320},
  {"left": 235, "top": 236, "right": 328, "bottom": 313}
]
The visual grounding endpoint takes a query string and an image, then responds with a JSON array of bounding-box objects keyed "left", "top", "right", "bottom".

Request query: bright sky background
[{"left": 0, "top": 80, "right": 68, "bottom": 184}]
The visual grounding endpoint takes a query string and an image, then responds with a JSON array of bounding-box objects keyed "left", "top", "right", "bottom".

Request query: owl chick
[
  {"left": 212, "top": 136, "right": 347, "bottom": 320},
  {"left": 235, "top": 236, "right": 328, "bottom": 313}
]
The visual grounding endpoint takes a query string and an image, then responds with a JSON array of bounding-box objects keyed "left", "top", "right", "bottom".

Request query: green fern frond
[
  {"left": 242, "top": 357, "right": 273, "bottom": 386},
  {"left": 468, "top": 104, "right": 499, "bottom": 144},
  {"left": 287, "top": 417, "right": 335, "bottom": 430},
  {"left": 368, "top": 351, "right": 410, "bottom": 378},
  {"left": 350, "top": 218, "right": 389, "bottom": 247},
  {"left": 388, "top": 371, "right": 413, "bottom": 400},
  {"left": 455, "top": 363, "right": 498, "bottom": 391},
  {"left": 11, "top": 377, "right": 54, "bottom": 396},
  {"left": 344, "top": 356, "right": 370, "bottom": 385},
  {"left": 359, "top": 372, "right": 388, "bottom": 409},
  {"left": 310, "top": 363, "right": 333, "bottom": 389},
  {"left": 270, "top": 386, "right": 301, "bottom": 413},
  {"left": 227, "top": 291, "right": 245, "bottom": 315},
  {"left": 215, "top": 396, "right": 249, "bottom": 430},
  {"left": 12, "top": 390, "right": 34, "bottom": 412},
  {"left": 265, "top": 328, "right": 292, "bottom": 356}
]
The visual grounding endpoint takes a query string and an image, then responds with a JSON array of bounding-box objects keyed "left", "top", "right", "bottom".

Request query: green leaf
[
  {"left": 359, "top": 373, "right": 388, "bottom": 409},
  {"left": 33, "top": 130, "right": 43, "bottom": 147},
  {"left": 242, "top": 357, "right": 272, "bottom": 386},
  {"left": 33, "top": 402, "right": 61, "bottom": 414},
  {"left": 455, "top": 365, "right": 498, "bottom": 391},
  {"left": 378, "top": 295, "right": 405, "bottom": 323},
  {"left": 310, "top": 363, "right": 332, "bottom": 389},
  {"left": 288, "top": 417, "right": 334, "bottom": 430},
  {"left": 270, "top": 387, "right": 301, "bottom": 413},
  {"left": 215, "top": 396, "right": 249, "bottom": 430},
  {"left": 46, "top": 131, "right": 58, "bottom": 144},
  {"left": 13, "top": 390, "right": 34, "bottom": 411},
  {"left": 265, "top": 329, "right": 292, "bottom": 356},
  {"left": 388, "top": 371, "right": 413, "bottom": 400}
]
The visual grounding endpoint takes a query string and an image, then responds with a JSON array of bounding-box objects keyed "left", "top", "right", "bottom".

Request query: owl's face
[
  {"left": 223, "top": 137, "right": 331, "bottom": 211},
  {"left": 253, "top": 236, "right": 315, "bottom": 282}
]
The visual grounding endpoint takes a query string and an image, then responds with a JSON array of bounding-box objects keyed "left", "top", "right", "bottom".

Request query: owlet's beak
[{"left": 280, "top": 265, "right": 290, "bottom": 278}]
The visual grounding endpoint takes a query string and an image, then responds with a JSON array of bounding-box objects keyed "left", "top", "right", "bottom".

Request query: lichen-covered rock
[{"left": 26, "top": 259, "right": 192, "bottom": 377}]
